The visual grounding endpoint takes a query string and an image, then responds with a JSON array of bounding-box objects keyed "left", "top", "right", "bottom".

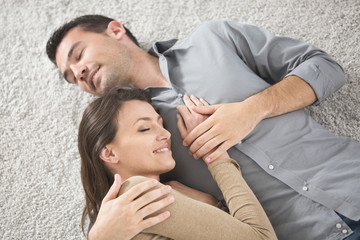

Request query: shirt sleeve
[
  {"left": 209, "top": 20, "right": 346, "bottom": 104},
  {"left": 122, "top": 159, "right": 277, "bottom": 240}
]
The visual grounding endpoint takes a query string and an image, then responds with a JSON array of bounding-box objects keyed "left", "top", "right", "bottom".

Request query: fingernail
[
  {"left": 183, "top": 141, "right": 187, "bottom": 146},
  {"left": 168, "top": 196, "right": 175, "bottom": 202},
  {"left": 166, "top": 185, "right": 172, "bottom": 191},
  {"left": 205, "top": 157, "right": 211, "bottom": 163},
  {"left": 193, "top": 154, "right": 198, "bottom": 160},
  {"left": 163, "top": 211, "right": 170, "bottom": 217},
  {"left": 153, "top": 179, "right": 158, "bottom": 185}
]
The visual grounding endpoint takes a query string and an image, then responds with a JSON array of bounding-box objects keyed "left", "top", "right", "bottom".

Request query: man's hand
[
  {"left": 177, "top": 95, "right": 230, "bottom": 164},
  {"left": 89, "top": 174, "right": 174, "bottom": 240},
  {"left": 182, "top": 100, "right": 263, "bottom": 163}
]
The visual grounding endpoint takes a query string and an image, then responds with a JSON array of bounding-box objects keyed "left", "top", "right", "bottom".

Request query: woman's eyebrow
[
  {"left": 133, "top": 117, "right": 151, "bottom": 126},
  {"left": 133, "top": 115, "right": 162, "bottom": 125}
]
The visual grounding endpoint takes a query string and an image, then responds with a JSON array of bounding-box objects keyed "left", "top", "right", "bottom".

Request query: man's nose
[{"left": 73, "top": 64, "right": 88, "bottom": 82}]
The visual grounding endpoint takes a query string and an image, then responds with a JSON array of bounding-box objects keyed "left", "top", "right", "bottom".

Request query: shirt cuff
[{"left": 285, "top": 56, "right": 345, "bottom": 105}]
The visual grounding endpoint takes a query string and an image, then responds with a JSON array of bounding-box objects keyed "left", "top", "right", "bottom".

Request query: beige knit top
[{"left": 119, "top": 158, "right": 277, "bottom": 240}]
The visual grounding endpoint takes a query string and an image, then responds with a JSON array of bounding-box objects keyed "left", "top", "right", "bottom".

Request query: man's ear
[
  {"left": 107, "top": 21, "right": 126, "bottom": 40},
  {"left": 99, "top": 146, "right": 119, "bottom": 164}
]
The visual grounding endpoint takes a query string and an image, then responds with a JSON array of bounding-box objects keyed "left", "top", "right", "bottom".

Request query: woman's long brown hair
[{"left": 78, "top": 88, "right": 151, "bottom": 234}]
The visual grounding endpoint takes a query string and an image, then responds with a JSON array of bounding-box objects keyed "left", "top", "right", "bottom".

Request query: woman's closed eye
[{"left": 138, "top": 128, "right": 150, "bottom": 132}]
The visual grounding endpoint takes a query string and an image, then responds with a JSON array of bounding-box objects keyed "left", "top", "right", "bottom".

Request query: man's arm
[
  {"left": 215, "top": 21, "right": 346, "bottom": 104},
  {"left": 183, "top": 75, "right": 315, "bottom": 162},
  {"left": 182, "top": 20, "right": 346, "bottom": 162},
  {"left": 249, "top": 75, "right": 316, "bottom": 119}
]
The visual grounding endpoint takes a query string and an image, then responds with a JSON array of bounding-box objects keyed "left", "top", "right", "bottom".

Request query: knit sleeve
[
  {"left": 121, "top": 158, "right": 277, "bottom": 240},
  {"left": 208, "top": 158, "right": 277, "bottom": 239}
]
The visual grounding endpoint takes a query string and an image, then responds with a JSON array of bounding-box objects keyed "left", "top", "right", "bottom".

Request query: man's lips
[{"left": 87, "top": 67, "right": 99, "bottom": 90}]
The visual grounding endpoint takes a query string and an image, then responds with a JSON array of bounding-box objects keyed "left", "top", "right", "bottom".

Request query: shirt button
[
  {"left": 268, "top": 165, "right": 274, "bottom": 170},
  {"left": 342, "top": 229, "right": 348, "bottom": 234},
  {"left": 302, "top": 186, "right": 309, "bottom": 191},
  {"left": 336, "top": 223, "right": 342, "bottom": 229},
  {"left": 178, "top": 93, "right": 183, "bottom": 98}
]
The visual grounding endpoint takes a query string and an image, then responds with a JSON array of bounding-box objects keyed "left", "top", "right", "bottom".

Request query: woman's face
[{"left": 104, "top": 100, "right": 175, "bottom": 179}]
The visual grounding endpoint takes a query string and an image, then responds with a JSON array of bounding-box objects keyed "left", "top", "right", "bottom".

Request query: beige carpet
[{"left": 0, "top": 0, "right": 359, "bottom": 239}]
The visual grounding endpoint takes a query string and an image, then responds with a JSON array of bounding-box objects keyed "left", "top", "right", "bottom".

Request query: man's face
[{"left": 55, "top": 27, "right": 131, "bottom": 95}]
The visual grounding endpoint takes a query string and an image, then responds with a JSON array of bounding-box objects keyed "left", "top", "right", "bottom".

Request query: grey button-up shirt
[{"left": 147, "top": 20, "right": 359, "bottom": 239}]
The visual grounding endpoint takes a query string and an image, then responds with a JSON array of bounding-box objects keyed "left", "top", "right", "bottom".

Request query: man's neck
[{"left": 130, "top": 52, "right": 171, "bottom": 89}]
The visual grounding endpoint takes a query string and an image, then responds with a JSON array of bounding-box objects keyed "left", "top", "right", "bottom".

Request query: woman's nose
[{"left": 157, "top": 126, "right": 171, "bottom": 141}]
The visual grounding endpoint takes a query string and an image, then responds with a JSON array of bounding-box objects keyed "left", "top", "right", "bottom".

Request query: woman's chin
[{"left": 163, "top": 158, "right": 176, "bottom": 173}]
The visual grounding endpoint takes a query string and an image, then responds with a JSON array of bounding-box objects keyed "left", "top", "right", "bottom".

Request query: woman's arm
[
  {"left": 122, "top": 162, "right": 276, "bottom": 240},
  {"left": 207, "top": 158, "right": 277, "bottom": 239},
  {"left": 165, "top": 180, "right": 219, "bottom": 207}
]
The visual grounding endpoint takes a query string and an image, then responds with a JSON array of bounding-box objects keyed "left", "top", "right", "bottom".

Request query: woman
[{"left": 78, "top": 88, "right": 277, "bottom": 240}]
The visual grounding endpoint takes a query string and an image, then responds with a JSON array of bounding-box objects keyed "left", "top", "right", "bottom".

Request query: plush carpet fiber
[{"left": 0, "top": 0, "right": 359, "bottom": 239}]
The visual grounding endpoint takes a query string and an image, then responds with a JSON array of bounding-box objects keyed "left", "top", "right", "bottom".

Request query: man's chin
[
  {"left": 97, "top": 81, "right": 113, "bottom": 96},
  {"left": 101, "top": 82, "right": 135, "bottom": 95},
  {"left": 96, "top": 87, "right": 106, "bottom": 96}
]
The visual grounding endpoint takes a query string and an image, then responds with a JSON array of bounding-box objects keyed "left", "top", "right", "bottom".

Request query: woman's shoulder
[{"left": 119, "top": 176, "right": 159, "bottom": 196}]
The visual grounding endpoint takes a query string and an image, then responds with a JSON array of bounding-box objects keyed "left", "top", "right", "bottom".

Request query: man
[{"left": 46, "top": 15, "right": 360, "bottom": 239}]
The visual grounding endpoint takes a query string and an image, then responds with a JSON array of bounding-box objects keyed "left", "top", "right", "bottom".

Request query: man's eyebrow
[
  {"left": 68, "top": 41, "right": 82, "bottom": 60},
  {"left": 61, "top": 41, "right": 82, "bottom": 83}
]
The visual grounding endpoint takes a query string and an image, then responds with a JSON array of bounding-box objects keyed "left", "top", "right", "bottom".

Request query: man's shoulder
[
  {"left": 196, "top": 20, "right": 229, "bottom": 32},
  {"left": 187, "top": 20, "right": 230, "bottom": 40},
  {"left": 174, "top": 20, "right": 249, "bottom": 49},
  {"left": 192, "top": 20, "right": 248, "bottom": 37}
]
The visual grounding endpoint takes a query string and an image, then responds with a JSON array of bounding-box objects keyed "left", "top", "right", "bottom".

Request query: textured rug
[{"left": 1, "top": 0, "right": 359, "bottom": 239}]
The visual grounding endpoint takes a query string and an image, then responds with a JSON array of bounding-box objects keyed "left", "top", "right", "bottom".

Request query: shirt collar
[{"left": 151, "top": 39, "right": 178, "bottom": 56}]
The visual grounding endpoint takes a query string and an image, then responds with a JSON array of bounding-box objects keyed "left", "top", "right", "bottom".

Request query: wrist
[
  {"left": 88, "top": 229, "right": 96, "bottom": 240},
  {"left": 243, "top": 93, "right": 271, "bottom": 122},
  {"left": 88, "top": 223, "right": 101, "bottom": 240}
]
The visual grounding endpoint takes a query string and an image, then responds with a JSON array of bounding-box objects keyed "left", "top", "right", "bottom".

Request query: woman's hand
[
  {"left": 89, "top": 174, "right": 174, "bottom": 240},
  {"left": 177, "top": 94, "right": 210, "bottom": 135},
  {"left": 177, "top": 95, "right": 230, "bottom": 164},
  {"left": 165, "top": 180, "right": 218, "bottom": 207}
]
